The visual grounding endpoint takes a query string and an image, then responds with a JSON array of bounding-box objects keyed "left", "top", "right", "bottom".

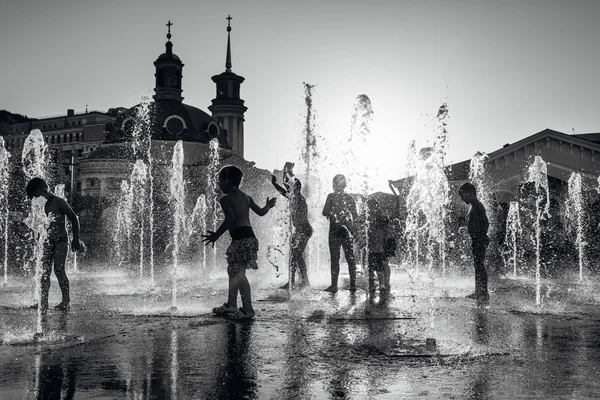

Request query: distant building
[
  {"left": 390, "top": 128, "right": 600, "bottom": 272},
  {"left": 1, "top": 18, "right": 249, "bottom": 200}
]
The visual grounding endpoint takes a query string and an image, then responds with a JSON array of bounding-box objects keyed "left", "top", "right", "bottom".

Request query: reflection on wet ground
[{"left": 1, "top": 268, "right": 600, "bottom": 399}]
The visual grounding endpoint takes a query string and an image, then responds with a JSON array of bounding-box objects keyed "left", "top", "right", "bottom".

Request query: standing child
[
  {"left": 203, "top": 166, "right": 276, "bottom": 320},
  {"left": 271, "top": 163, "right": 313, "bottom": 288},
  {"left": 365, "top": 198, "right": 391, "bottom": 304},
  {"left": 26, "top": 178, "right": 81, "bottom": 313},
  {"left": 322, "top": 174, "right": 358, "bottom": 293},
  {"left": 459, "top": 183, "right": 490, "bottom": 303}
]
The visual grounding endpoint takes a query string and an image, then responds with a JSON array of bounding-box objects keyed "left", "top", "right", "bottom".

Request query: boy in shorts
[
  {"left": 25, "top": 177, "right": 81, "bottom": 313},
  {"left": 203, "top": 166, "right": 276, "bottom": 320}
]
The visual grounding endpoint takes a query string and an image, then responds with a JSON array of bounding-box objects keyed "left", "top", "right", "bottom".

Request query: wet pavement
[{"left": 1, "top": 266, "right": 600, "bottom": 399}]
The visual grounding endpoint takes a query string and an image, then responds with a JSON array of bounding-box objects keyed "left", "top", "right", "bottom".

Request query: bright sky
[{"left": 1, "top": 0, "right": 599, "bottom": 191}]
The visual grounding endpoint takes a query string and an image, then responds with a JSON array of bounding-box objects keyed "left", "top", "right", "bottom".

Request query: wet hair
[
  {"left": 26, "top": 177, "right": 47, "bottom": 199},
  {"left": 333, "top": 174, "right": 346, "bottom": 186},
  {"left": 219, "top": 165, "right": 243, "bottom": 187},
  {"left": 459, "top": 182, "right": 477, "bottom": 195}
]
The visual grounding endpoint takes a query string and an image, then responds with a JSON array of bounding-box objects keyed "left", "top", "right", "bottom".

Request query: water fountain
[
  {"left": 566, "top": 172, "right": 585, "bottom": 282},
  {"left": 207, "top": 138, "right": 221, "bottom": 274},
  {"left": 188, "top": 194, "right": 207, "bottom": 272},
  {"left": 506, "top": 201, "right": 522, "bottom": 278},
  {"left": 404, "top": 110, "right": 450, "bottom": 278},
  {"left": 114, "top": 180, "right": 133, "bottom": 267},
  {"left": 131, "top": 96, "right": 155, "bottom": 282},
  {"left": 469, "top": 152, "right": 492, "bottom": 215},
  {"left": 169, "top": 141, "right": 185, "bottom": 309},
  {"left": 0, "top": 137, "right": 10, "bottom": 284},
  {"left": 526, "top": 156, "right": 550, "bottom": 307},
  {"left": 22, "top": 129, "right": 49, "bottom": 337},
  {"left": 130, "top": 160, "right": 148, "bottom": 279},
  {"left": 23, "top": 196, "right": 49, "bottom": 338},
  {"left": 22, "top": 129, "right": 48, "bottom": 181}
]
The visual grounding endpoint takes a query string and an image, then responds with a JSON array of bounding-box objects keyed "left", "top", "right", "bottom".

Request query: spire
[
  {"left": 166, "top": 20, "right": 173, "bottom": 54},
  {"left": 225, "top": 15, "right": 232, "bottom": 72}
]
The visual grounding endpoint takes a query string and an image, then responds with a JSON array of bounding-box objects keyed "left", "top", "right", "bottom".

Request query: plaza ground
[{"left": 1, "top": 264, "right": 599, "bottom": 399}]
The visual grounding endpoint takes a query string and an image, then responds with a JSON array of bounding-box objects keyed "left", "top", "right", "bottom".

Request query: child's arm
[
  {"left": 57, "top": 198, "right": 81, "bottom": 251},
  {"left": 322, "top": 194, "right": 332, "bottom": 217},
  {"left": 202, "top": 197, "right": 235, "bottom": 246},
  {"left": 271, "top": 175, "right": 289, "bottom": 198},
  {"left": 249, "top": 196, "right": 276, "bottom": 216}
]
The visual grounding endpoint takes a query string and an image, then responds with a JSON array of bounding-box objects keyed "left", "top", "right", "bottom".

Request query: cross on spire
[
  {"left": 166, "top": 20, "right": 173, "bottom": 40},
  {"left": 225, "top": 15, "right": 232, "bottom": 71}
]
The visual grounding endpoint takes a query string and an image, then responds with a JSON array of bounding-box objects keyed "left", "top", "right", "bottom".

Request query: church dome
[
  {"left": 157, "top": 51, "right": 181, "bottom": 62},
  {"left": 106, "top": 100, "right": 230, "bottom": 148}
]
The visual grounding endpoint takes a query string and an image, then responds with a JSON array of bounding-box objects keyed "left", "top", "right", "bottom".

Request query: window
[
  {"left": 163, "top": 115, "right": 187, "bottom": 135},
  {"left": 121, "top": 117, "right": 135, "bottom": 136},
  {"left": 208, "top": 122, "right": 219, "bottom": 139}
]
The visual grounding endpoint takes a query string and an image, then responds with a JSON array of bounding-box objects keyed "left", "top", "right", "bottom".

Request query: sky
[{"left": 1, "top": 0, "right": 600, "bottom": 191}]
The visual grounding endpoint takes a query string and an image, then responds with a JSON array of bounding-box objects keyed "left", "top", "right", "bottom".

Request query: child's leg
[
  {"left": 328, "top": 233, "right": 342, "bottom": 289},
  {"left": 384, "top": 260, "right": 391, "bottom": 293},
  {"left": 341, "top": 236, "right": 357, "bottom": 289},
  {"left": 236, "top": 270, "right": 254, "bottom": 313},
  {"left": 228, "top": 270, "right": 254, "bottom": 314},
  {"left": 53, "top": 242, "right": 70, "bottom": 307},
  {"left": 297, "top": 229, "right": 312, "bottom": 285},
  {"left": 39, "top": 243, "right": 54, "bottom": 311},
  {"left": 227, "top": 270, "right": 240, "bottom": 308},
  {"left": 367, "top": 253, "right": 375, "bottom": 297}
]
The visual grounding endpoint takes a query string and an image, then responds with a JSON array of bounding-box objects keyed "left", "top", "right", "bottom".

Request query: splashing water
[
  {"left": 22, "top": 130, "right": 49, "bottom": 274},
  {"left": 405, "top": 102, "right": 450, "bottom": 329},
  {"left": 526, "top": 156, "right": 550, "bottom": 306},
  {"left": 207, "top": 138, "right": 220, "bottom": 274},
  {"left": 566, "top": 172, "right": 585, "bottom": 282},
  {"left": 433, "top": 103, "right": 449, "bottom": 165},
  {"left": 344, "top": 94, "right": 376, "bottom": 195},
  {"left": 169, "top": 141, "right": 185, "bottom": 308},
  {"left": 130, "top": 160, "right": 148, "bottom": 279},
  {"left": 130, "top": 96, "right": 155, "bottom": 282},
  {"left": 469, "top": 152, "right": 492, "bottom": 212},
  {"left": 405, "top": 147, "right": 449, "bottom": 275},
  {"left": 23, "top": 196, "right": 49, "bottom": 335},
  {"left": 188, "top": 195, "right": 207, "bottom": 272},
  {"left": 114, "top": 180, "right": 133, "bottom": 267},
  {"left": 22, "top": 129, "right": 48, "bottom": 181},
  {"left": 404, "top": 146, "right": 449, "bottom": 329},
  {"left": 302, "top": 83, "right": 317, "bottom": 197},
  {"left": 506, "top": 201, "right": 522, "bottom": 278},
  {"left": 0, "top": 138, "right": 10, "bottom": 284}
]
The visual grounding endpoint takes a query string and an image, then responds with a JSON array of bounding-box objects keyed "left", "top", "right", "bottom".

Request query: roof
[
  {"left": 391, "top": 128, "right": 600, "bottom": 186},
  {"left": 573, "top": 132, "right": 600, "bottom": 145},
  {"left": 107, "top": 100, "right": 229, "bottom": 147}
]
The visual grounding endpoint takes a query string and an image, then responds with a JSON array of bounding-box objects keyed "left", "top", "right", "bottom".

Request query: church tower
[
  {"left": 208, "top": 15, "right": 247, "bottom": 157},
  {"left": 153, "top": 21, "right": 184, "bottom": 102}
]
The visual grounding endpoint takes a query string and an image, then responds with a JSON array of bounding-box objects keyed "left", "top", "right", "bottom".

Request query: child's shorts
[{"left": 226, "top": 227, "right": 259, "bottom": 274}]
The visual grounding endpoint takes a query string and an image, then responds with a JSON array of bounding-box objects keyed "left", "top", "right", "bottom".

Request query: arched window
[
  {"left": 163, "top": 115, "right": 187, "bottom": 135},
  {"left": 207, "top": 122, "right": 219, "bottom": 139}
]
